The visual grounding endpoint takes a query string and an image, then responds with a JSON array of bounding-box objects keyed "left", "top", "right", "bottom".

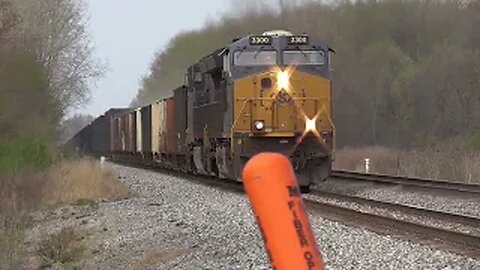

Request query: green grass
[
  {"left": 72, "top": 198, "right": 98, "bottom": 208},
  {"left": 0, "top": 138, "right": 54, "bottom": 175}
]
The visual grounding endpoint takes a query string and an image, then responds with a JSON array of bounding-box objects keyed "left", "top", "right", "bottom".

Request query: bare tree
[
  {"left": 228, "top": 0, "right": 278, "bottom": 15},
  {"left": 9, "top": 0, "right": 105, "bottom": 114},
  {"left": 0, "top": 1, "right": 20, "bottom": 40}
]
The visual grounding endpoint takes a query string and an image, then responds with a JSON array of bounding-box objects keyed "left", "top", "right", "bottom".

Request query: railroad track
[
  {"left": 310, "top": 190, "right": 480, "bottom": 228},
  {"left": 208, "top": 178, "right": 480, "bottom": 257},
  {"left": 331, "top": 170, "right": 480, "bottom": 196},
  {"left": 113, "top": 159, "right": 480, "bottom": 258},
  {"left": 304, "top": 198, "right": 480, "bottom": 258},
  {"left": 308, "top": 190, "right": 480, "bottom": 257}
]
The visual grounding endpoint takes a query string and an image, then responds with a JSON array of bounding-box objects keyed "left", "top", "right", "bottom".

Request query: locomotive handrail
[
  {"left": 230, "top": 99, "right": 250, "bottom": 157},
  {"left": 235, "top": 97, "right": 329, "bottom": 101},
  {"left": 316, "top": 103, "right": 337, "bottom": 155}
]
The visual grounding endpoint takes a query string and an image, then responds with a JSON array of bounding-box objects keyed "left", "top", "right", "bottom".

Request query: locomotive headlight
[
  {"left": 254, "top": 120, "right": 265, "bottom": 131},
  {"left": 277, "top": 70, "right": 290, "bottom": 90},
  {"left": 305, "top": 118, "right": 316, "bottom": 132}
]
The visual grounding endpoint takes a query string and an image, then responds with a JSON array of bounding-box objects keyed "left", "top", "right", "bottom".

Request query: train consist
[{"left": 67, "top": 30, "right": 335, "bottom": 192}]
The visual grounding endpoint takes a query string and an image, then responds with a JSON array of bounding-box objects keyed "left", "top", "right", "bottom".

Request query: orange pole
[{"left": 242, "top": 152, "right": 325, "bottom": 270}]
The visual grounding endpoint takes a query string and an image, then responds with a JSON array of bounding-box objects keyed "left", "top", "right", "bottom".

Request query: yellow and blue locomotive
[{"left": 67, "top": 30, "right": 335, "bottom": 193}]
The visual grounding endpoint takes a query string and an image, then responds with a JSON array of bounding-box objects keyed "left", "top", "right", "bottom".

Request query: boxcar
[
  {"left": 108, "top": 109, "right": 129, "bottom": 153},
  {"left": 174, "top": 86, "right": 188, "bottom": 154},
  {"left": 123, "top": 110, "right": 134, "bottom": 153},
  {"left": 151, "top": 101, "right": 161, "bottom": 155},
  {"left": 158, "top": 99, "right": 167, "bottom": 155},
  {"left": 91, "top": 115, "right": 109, "bottom": 155},
  {"left": 135, "top": 108, "right": 142, "bottom": 153},
  {"left": 141, "top": 105, "right": 152, "bottom": 155},
  {"left": 111, "top": 115, "right": 122, "bottom": 152},
  {"left": 121, "top": 113, "right": 128, "bottom": 151},
  {"left": 166, "top": 97, "right": 175, "bottom": 154},
  {"left": 66, "top": 124, "right": 92, "bottom": 154}
]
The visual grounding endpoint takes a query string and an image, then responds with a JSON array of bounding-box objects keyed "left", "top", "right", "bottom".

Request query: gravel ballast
[
  {"left": 315, "top": 179, "right": 480, "bottom": 218},
  {"left": 304, "top": 193, "right": 480, "bottom": 237},
  {"left": 25, "top": 163, "right": 480, "bottom": 269}
]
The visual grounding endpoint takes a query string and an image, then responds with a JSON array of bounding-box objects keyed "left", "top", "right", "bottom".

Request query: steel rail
[
  {"left": 304, "top": 198, "right": 480, "bottom": 258},
  {"left": 331, "top": 170, "right": 480, "bottom": 195},
  {"left": 311, "top": 189, "right": 480, "bottom": 228}
]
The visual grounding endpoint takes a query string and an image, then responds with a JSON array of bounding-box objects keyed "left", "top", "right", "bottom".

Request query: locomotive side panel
[{"left": 192, "top": 104, "right": 225, "bottom": 139}]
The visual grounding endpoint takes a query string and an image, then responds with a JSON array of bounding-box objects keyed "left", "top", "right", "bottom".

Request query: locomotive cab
[{"left": 223, "top": 30, "right": 335, "bottom": 191}]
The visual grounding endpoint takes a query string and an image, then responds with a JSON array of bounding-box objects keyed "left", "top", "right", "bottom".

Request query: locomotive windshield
[
  {"left": 234, "top": 51, "right": 277, "bottom": 66},
  {"left": 282, "top": 50, "right": 325, "bottom": 66}
]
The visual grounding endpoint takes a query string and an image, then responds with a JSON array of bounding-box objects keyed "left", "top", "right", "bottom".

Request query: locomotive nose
[{"left": 276, "top": 70, "right": 291, "bottom": 91}]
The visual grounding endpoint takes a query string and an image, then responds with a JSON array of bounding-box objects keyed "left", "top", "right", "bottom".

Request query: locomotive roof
[
  {"left": 190, "top": 31, "right": 334, "bottom": 71},
  {"left": 226, "top": 30, "right": 333, "bottom": 53}
]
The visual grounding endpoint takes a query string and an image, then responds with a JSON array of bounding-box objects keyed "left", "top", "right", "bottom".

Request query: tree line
[
  {"left": 0, "top": 0, "right": 102, "bottom": 170},
  {"left": 133, "top": 0, "right": 480, "bottom": 149}
]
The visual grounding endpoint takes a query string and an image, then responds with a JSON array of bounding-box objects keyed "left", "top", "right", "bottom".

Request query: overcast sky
[{"left": 78, "top": 0, "right": 229, "bottom": 117}]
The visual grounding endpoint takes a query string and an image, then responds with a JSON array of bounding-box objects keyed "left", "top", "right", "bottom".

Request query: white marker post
[
  {"left": 365, "top": 158, "right": 370, "bottom": 173},
  {"left": 100, "top": 156, "right": 106, "bottom": 168}
]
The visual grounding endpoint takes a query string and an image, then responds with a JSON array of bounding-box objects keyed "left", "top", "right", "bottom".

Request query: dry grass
[
  {"left": 44, "top": 158, "right": 131, "bottom": 205},
  {"left": 38, "top": 227, "right": 84, "bottom": 266},
  {"left": 0, "top": 158, "right": 130, "bottom": 228},
  {"left": 0, "top": 227, "right": 25, "bottom": 270},
  {"left": 334, "top": 146, "right": 480, "bottom": 184},
  {"left": 130, "top": 248, "right": 186, "bottom": 270},
  {"left": 0, "top": 172, "right": 46, "bottom": 230},
  {"left": 398, "top": 148, "right": 480, "bottom": 183},
  {"left": 333, "top": 146, "right": 401, "bottom": 174},
  {"left": 462, "top": 154, "right": 480, "bottom": 183},
  {"left": 0, "top": 172, "right": 46, "bottom": 270},
  {"left": 0, "top": 158, "right": 132, "bottom": 268}
]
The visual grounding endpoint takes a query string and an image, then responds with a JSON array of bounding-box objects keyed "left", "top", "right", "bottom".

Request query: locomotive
[{"left": 67, "top": 30, "right": 335, "bottom": 193}]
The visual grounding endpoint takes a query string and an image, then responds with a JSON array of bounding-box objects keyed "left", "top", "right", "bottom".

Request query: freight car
[{"left": 66, "top": 30, "right": 335, "bottom": 193}]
